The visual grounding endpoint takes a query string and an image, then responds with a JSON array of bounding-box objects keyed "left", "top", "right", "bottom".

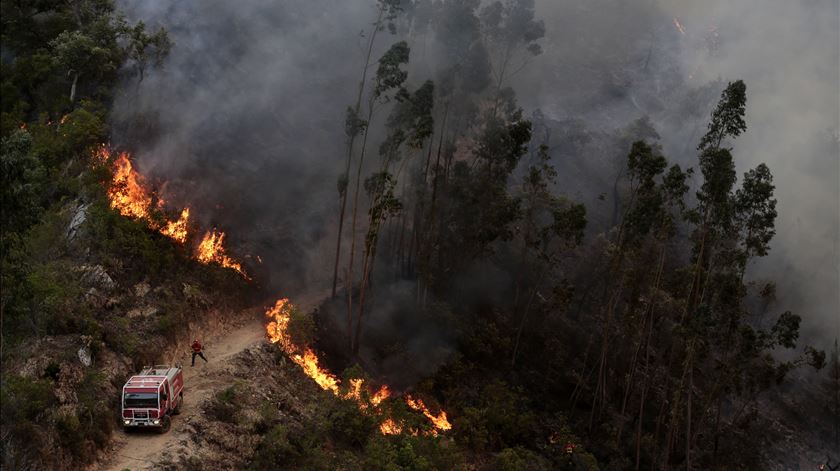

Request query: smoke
[
  {"left": 112, "top": 0, "right": 838, "bottom": 350},
  {"left": 655, "top": 0, "right": 840, "bottom": 347},
  {"left": 111, "top": 0, "right": 381, "bottom": 294},
  {"left": 521, "top": 0, "right": 839, "bottom": 346}
]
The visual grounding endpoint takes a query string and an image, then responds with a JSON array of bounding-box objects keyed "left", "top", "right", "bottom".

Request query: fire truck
[{"left": 121, "top": 365, "right": 184, "bottom": 432}]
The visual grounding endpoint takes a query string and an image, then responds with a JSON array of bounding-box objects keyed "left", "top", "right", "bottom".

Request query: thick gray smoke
[
  {"left": 112, "top": 0, "right": 380, "bottom": 295},
  {"left": 523, "top": 0, "right": 839, "bottom": 347},
  {"left": 113, "top": 0, "right": 838, "bottom": 350}
]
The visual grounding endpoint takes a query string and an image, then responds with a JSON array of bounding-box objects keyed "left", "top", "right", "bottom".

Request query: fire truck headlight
[
  {"left": 123, "top": 420, "right": 131, "bottom": 425},
  {"left": 153, "top": 419, "right": 160, "bottom": 425}
]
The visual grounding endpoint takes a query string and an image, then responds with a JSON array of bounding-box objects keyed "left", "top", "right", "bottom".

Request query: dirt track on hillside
[{"left": 95, "top": 292, "right": 325, "bottom": 471}]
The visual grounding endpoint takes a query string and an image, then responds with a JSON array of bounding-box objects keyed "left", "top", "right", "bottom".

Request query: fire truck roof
[{"left": 125, "top": 375, "right": 166, "bottom": 388}]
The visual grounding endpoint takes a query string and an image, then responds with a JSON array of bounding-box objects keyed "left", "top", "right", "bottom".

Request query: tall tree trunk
[
  {"left": 511, "top": 287, "right": 537, "bottom": 367},
  {"left": 346, "top": 101, "right": 376, "bottom": 353},
  {"left": 332, "top": 7, "right": 385, "bottom": 299},
  {"left": 69, "top": 72, "right": 79, "bottom": 103},
  {"left": 618, "top": 246, "right": 665, "bottom": 444}
]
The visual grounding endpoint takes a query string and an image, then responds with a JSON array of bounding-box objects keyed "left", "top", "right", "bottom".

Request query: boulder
[
  {"left": 78, "top": 265, "right": 116, "bottom": 291},
  {"left": 65, "top": 203, "right": 90, "bottom": 242}
]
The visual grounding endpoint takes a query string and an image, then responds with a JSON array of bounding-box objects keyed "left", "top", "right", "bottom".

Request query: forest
[{"left": 2, "top": 1, "right": 839, "bottom": 470}]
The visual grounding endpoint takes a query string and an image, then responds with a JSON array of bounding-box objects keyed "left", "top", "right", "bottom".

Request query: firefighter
[{"left": 191, "top": 339, "right": 208, "bottom": 366}]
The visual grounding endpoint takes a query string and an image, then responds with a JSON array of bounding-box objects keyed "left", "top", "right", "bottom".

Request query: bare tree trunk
[
  {"left": 618, "top": 246, "right": 666, "bottom": 444},
  {"left": 511, "top": 288, "right": 537, "bottom": 367},
  {"left": 346, "top": 101, "right": 375, "bottom": 353},
  {"left": 332, "top": 7, "right": 384, "bottom": 299},
  {"left": 69, "top": 72, "right": 79, "bottom": 103}
]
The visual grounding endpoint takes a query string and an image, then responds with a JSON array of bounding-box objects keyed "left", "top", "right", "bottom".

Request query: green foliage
[
  {"left": 250, "top": 425, "right": 298, "bottom": 469},
  {"left": 326, "top": 397, "right": 378, "bottom": 447},
  {"left": 206, "top": 383, "right": 244, "bottom": 424},
  {"left": 360, "top": 435, "right": 461, "bottom": 471},
  {"left": 1, "top": 375, "right": 56, "bottom": 423},
  {"left": 374, "top": 41, "right": 410, "bottom": 100},
  {"left": 495, "top": 446, "right": 550, "bottom": 470},
  {"left": 453, "top": 380, "right": 537, "bottom": 451},
  {"left": 1, "top": 130, "right": 45, "bottom": 234},
  {"left": 735, "top": 163, "right": 777, "bottom": 259},
  {"left": 287, "top": 304, "right": 316, "bottom": 347},
  {"left": 698, "top": 80, "right": 747, "bottom": 152},
  {"left": 123, "top": 20, "right": 172, "bottom": 81}
]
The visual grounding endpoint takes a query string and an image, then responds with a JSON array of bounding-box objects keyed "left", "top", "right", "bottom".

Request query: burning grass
[
  {"left": 95, "top": 146, "right": 248, "bottom": 278},
  {"left": 264, "top": 298, "right": 451, "bottom": 437}
]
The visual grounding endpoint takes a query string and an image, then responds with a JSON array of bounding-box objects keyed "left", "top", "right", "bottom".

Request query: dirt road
[
  {"left": 99, "top": 314, "right": 266, "bottom": 471},
  {"left": 96, "top": 292, "right": 325, "bottom": 471}
]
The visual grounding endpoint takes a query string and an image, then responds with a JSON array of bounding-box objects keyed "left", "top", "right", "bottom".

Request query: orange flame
[
  {"left": 94, "top": 146, "right": 250, "bottom": 275},
  {"left": 673, "top": 17, "right": 686, "bottom": 35},
  {"left": 379, "top": 418, "right": 403, "bottom": 435},
  {"left": 405, "top": 395, "right": 452, "bottom": 432},
  {"left": 196, "top": 229, "right": 248, "bottom": 277},
  {"left": 109, "top": 151, "right": 155, "bottom": 221},
  {"left": 265, "top": 298, "right": 340, "bottom": 393},
  {"left": 161, "top": 208, "right": 190, "bottom": 244},
  {"left": 371, "top": 385, "right": 391, "bottom": 406},
  {"left": 264, "top": 298, "right": 451, "bottom": 436}
]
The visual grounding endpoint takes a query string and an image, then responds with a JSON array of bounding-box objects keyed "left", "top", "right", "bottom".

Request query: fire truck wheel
[
  {"left": 173, "top": 393, "right": 183, "bottom": 415},
  {"left": 158, "top": 416, "right": 171, "bottom": 434}
]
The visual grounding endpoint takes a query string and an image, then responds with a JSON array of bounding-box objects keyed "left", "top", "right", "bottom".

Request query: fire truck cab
[{"left": 121, "top": 365, "right": 184, "bottom": 432}]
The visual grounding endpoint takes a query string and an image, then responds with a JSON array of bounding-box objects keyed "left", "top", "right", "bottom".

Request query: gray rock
[
  {"left": 78, "top": 346, "right": 92, "bottom": 366},
  {"left": 78, "top": 264, "right": 116, "bottom": 291},
  {"left": 65, "top": 203, "right": 91, "bottom": 241}
]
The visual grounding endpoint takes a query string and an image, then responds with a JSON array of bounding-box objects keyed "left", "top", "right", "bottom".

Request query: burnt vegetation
[{"left": 2, "top": 0, "right": 837, "bottom": 470}]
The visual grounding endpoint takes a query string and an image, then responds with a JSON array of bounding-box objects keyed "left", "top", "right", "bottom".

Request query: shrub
[
  {"left": 250, "top": 425, "right": 298, "bottom": 469},
  {"left": 206, "top": 383, "right": 242, "bottom": 424},
  {"left": 495, "top": 447, "right": 551, "bottom": 470},
  {"left": 326, "top": 398, "right": 377, "bottom": 447}
]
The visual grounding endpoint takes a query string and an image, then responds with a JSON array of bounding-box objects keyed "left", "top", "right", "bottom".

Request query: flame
[
  {"left": 673, "top": 17, "right": 686, "bottom": 35},
  {"left": 264, "top": 298, "right": 451, "bottom": 436},
  {"left": 94, "top": 146, "right": 250, "bottom": 276},
  {"left": 161, "top": 208, "right": 190, "bottom": 243},
  {"left": 109, "top": 151, "right": 155, "bottom": 221},
  {"left": 196, "top": 229, "right": 248, "bottom": 277},
  {"left": 371, "top": 385, "right": 391, "bottom": 406},
  {"left": 405, "top": 395, "right": 452, "bottom": 432},
  {"left": 94, "top": 144, "right": 112, "bottom": 163},
  {"left": 379, "top": 418, "right": 403, "bottom": 435}
]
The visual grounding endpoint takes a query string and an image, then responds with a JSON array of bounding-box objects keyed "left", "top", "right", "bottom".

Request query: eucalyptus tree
[
  {"left": 332, "top": 0, "right": 403, "bottom": 298},
  {"left": 345, "top": 40, "right": 410, "bottom": 353},
  {"left": 354, "top": 79, "right": 435, "bottom": 354},
  {"left": 510, "top": 144, "right": 586, "bottom": 367},
  {"left": 124, "top": 20, "right": 171, "bottom": 83},
  {"left": 479, "top": 0, "right": 544, "bottom": 116}
]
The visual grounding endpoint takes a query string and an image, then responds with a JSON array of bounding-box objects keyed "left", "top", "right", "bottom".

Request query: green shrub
[
  {"left": 497, "top": 446, "right": 553, "bottom": 470},
  {"left": 206, "top": 383, "right": 242, "bottom": 424},
  {"left": 452, "top": 380, "right": 537, "bottom": 452},
  {"left": 287, "top": 304, "right": 316, "bottom": 347},
  {"left": 1, "top": 375, "right": 56, "bottom": 423},
  {"left": 326, "top": 398, "right": 377, "bottom": 447},
  {"left": 250, "top": 424, "right": 298, "bottom": 469}
]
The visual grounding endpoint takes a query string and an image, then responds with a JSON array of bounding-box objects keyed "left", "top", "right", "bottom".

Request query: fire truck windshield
[{"left": 124, "top": 393, "right": 158, "bottom": 408}]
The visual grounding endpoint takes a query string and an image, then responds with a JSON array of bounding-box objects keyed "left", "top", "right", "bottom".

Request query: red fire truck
[{"left": 121, "top": 365, "right": 184, "bottom": 432}]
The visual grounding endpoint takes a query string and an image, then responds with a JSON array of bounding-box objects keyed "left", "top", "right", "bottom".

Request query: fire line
[{"left": 264, "top": 298, "right": 451, "bottom": 436}]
